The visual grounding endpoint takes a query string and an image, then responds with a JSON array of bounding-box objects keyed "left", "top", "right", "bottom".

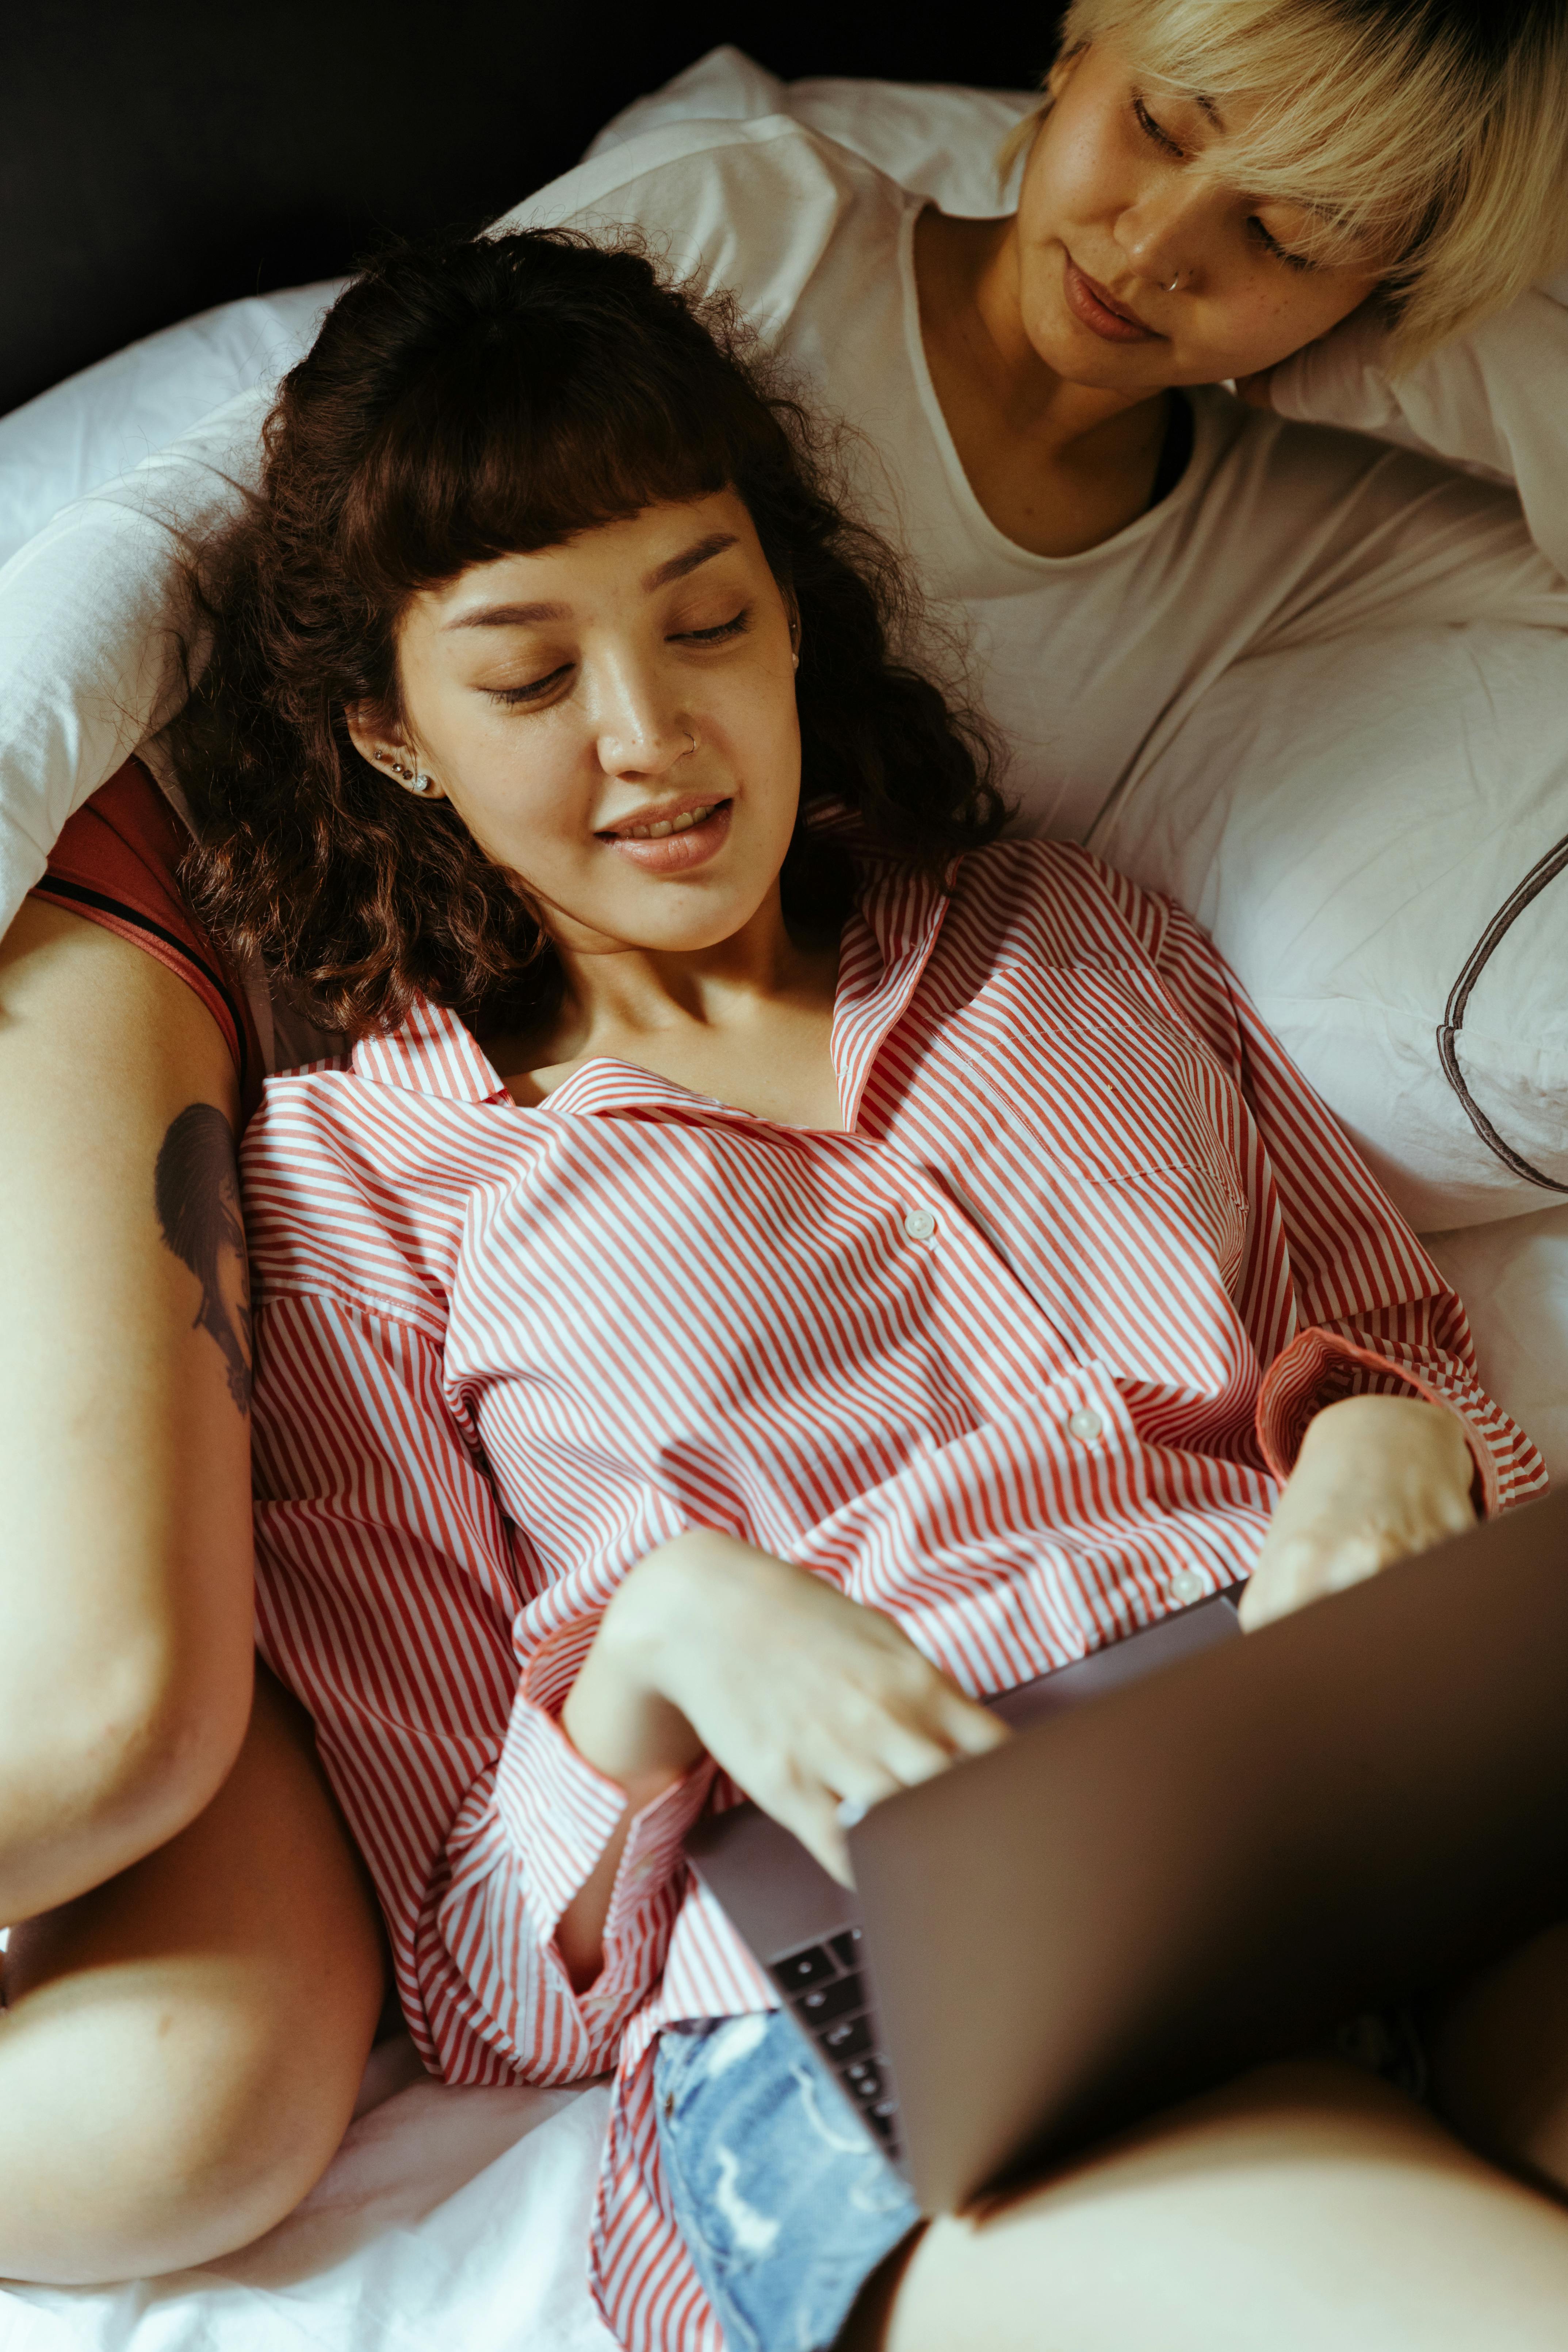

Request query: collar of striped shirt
[{"left": 347, "top": 850, "right": 948, "bottom": 1132}]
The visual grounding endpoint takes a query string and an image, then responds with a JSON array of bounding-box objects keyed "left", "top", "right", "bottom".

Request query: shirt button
[
  {"left": 903, "top": 1208, "right": 938, "bottom": 1241},
  {"left": 1170, "top": 1568, "right": 1208, "bottom": 1607},
  {"left": 1068, "top": 1407, "right": 1103, "bottom": 1443}
]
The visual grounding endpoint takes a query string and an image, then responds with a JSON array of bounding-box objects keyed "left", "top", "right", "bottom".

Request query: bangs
[
  {"left": 1048, "top": 0, "right": 1568, "bottom": 360},
  {"left": 177, "top": 225, "right": 1006, "bottom": 1041},
  {"left": 324, "top": 236, "right": 785, "bottom": 603}
]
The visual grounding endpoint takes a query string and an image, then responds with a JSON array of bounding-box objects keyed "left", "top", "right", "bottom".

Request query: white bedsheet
[{"left": 0, "top": 2042, "right": 615, "bottom": 2352}]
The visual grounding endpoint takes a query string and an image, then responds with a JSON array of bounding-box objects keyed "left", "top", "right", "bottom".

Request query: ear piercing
[{"left": 386, "top": 756, "right": 435, "bottom": 795}]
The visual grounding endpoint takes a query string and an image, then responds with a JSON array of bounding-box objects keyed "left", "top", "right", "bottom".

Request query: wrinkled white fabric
[
  {"left": 0, "top": 2049, "right": 616, "bottom": 2352},
  {"left": 1268, "top": 272, "right": 1568, "bottom": 581},
  {"left": 0, "top": 385, "right": 271, "bottom": 933},
  {"left": 0, "top": 282, "right": 343, "bottom": 572},
  {"left": 585, "top": 40, "right": 1035, "bottom": 215}
]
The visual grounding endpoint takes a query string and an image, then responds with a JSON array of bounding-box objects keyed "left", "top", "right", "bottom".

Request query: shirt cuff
[
  {"left": 1256, "top": 1328, "right": 1500, "bottom": 1516},
  {"left": 494, "top": 1613, "right": 714, "bottom": 1940}
]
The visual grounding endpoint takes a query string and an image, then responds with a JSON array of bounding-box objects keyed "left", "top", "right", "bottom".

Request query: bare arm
[{"left": 0, "top": 900, "right": 256, "bottom": 1919}]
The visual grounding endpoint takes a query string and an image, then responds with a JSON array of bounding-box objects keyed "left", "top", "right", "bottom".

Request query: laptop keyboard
[{"left": 767, "top": 1925, "right": 902, "bottom": 2156}]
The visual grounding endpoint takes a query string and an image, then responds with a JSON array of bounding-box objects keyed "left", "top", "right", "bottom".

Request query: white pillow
[
  {"left": 1424, "top": 1204, "right": 1568, "bottom": 1479},
  {"left": 1094, "top": 622, "right": 1568, "bottom": 1229},
  {"left": 584, "top": 42, "right": 1035, "bottom": 215},
  {"left": 0, "top": 280, "right": 343, "bottom": 569}
]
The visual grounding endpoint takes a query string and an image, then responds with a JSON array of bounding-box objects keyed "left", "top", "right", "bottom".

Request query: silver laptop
[{"left": 686, "top": 1489, "right": 1568, "bottom": 2213}]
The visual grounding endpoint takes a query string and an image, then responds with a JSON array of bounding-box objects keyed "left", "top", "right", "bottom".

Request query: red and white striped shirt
[{"left": 243, "top": 840, "right": 1541, "bottom": 2352}]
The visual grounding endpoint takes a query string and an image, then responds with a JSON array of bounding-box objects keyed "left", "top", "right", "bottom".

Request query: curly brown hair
[{"left": 173, "top": 227, "right": 1007, "bottom": 1039}]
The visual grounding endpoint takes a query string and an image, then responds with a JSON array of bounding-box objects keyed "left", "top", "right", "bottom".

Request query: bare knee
[
  {"left": 1431, "top": 1922, "right": 1568, "bottom": 2197},
  {"left": 0, "top": 1635, "right": 251, "bottom": 1919},
  {"left": 0, "top": 1665, "right": 385, "bottom": 2284},
  {"left": 0, "top": 1959, "right": 370, "bottom": 2283},
  {"left": 858, "top": 2060, "right": 1568, "bottom": 2352}
]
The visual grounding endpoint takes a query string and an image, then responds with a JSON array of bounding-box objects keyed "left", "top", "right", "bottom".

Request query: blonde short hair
[{"left": 999, "top": 0, "right": 1568, "bottom": 363}]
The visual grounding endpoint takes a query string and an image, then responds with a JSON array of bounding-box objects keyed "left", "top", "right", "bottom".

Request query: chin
[{"left": 1034, "top": 317, "right": 1171, "bottom": 393}]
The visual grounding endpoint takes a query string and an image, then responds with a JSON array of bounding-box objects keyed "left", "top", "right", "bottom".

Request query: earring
[
  {"left": 791, "top": 651, "right": 800, "bottom": 671},
  {"left": 386, "top": 756, "right": 435, "bottom": 795}
]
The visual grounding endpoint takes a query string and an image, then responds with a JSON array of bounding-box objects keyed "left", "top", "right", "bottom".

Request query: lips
[
  {"left": 602, "top": 796, "right": 725, "bottom": 842},
  {"left": 597, "top": 795, "right": 734, "bottom": 874},
  {"left": 1062, "top": 257, "right": 1162, "bottom": 345}
]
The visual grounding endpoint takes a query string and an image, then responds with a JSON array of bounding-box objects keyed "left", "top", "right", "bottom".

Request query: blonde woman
[{"left": 3, "top": 0, "right": 1568, "bottom": 2293}]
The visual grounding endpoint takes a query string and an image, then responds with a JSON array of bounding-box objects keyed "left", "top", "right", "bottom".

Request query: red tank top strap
[{"left": 30, "top": 758, "right": 264, "bottom": 1125}]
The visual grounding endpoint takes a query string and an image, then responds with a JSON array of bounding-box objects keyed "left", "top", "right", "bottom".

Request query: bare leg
[
  {"left": 1429, "top": 1922, "right": 1568, "bottom": 2199},
  {"left": 0, "top": 1667, "right": 386, "bottom": 2284},
  {"left": 845, "top": 2059, "right": 1568, "bottom": 2352}
]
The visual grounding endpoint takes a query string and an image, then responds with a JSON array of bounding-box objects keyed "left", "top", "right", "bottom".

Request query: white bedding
[{"left": 1, "top": 2041, "right": 616, "bottom": 2352}]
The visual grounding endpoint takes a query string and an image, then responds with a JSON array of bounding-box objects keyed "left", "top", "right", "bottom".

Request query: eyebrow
[
  {"left": 444, "top": 597, "right": 569, "bottom": 630},
  {"left": 442, "top": 531, "right": 741, "bottom": 631},
  {"left": 640, "top": 530, "right": 739, "bottom": 592},
  {"left": 1192, "top": 91, "right": 1224, "bottom": 130}
]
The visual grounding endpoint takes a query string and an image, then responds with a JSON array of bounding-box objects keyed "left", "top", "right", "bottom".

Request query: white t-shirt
[
  {"left": 507, "top": 118, "right": 1568, "bottom": 845},
  {"left": 0, "top": 115, "right": 1563, "bottom": 930}
]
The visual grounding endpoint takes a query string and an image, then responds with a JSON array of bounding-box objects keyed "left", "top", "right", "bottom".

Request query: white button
[
  {"left": 1068, "top": 1407, "right": 1103, "bottom": 1443},
  {"left": 903, "top": 1208, "right": 937, "bottom": 1241},
  {"left": 1170, "top": 1568, "right": 1207, "bottom": 1607},
  {"left": 631, "top": 1858, "right": 655, "bottom": 1885}
]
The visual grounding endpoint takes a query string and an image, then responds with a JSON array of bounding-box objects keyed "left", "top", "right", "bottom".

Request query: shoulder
[
  {"left": 497, "top": 116, "right": 906, "bottom": 335},
  {"left": 944, "top": 837, "right": 1177, "bottom": 970},
  {"left": 939, "top": 841, "right": 1245, "bottom": 1072},
  {"left": 239, "top": 1062, "right": 513, "bottom": 1333}
]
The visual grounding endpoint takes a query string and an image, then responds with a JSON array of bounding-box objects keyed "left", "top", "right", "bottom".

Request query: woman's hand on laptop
[
  {"left": 1239, "top": 1394, "right": 1477, "bottom": 1632},
  {"left": 569, "top": 1531, "right": 1007, "bottom": 1886}
]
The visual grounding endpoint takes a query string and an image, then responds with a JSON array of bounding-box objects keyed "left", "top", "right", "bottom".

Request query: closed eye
[
  {"left": 486, "top": 664, "right": 573, "bottom": 708},
  {"left": 673, "top": 607, "right": 750, "bottom": 646},
  {"left": 1132, "top": 95, "right": 1183, "bottom": 158},
  {"left": 1249, "top": 217, "right": 1315, "bottom": 273}
]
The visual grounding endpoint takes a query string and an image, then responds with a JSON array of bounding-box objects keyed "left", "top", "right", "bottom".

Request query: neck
[
  {"left": 488, "top": 881, "right": 844, "bottom": 1131},
  {"left": 918, "top": 208, "right": 1163, "bottom": 463},
  {"left": 548, "top": 887, "right": 809, "bottom": 1056}
]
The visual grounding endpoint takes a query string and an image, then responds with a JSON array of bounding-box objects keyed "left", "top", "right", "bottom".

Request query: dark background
[{"left": 1, "top": 0, "right": 1061, "bottom": 418}]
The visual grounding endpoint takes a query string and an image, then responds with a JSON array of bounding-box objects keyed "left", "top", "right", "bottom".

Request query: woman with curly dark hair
[{"left": 128, "top": 224, "right": 1568, "bottom": 2348}]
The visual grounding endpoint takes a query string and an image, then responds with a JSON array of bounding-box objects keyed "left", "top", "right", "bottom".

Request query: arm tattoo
[{"left": 154, "top": 1102, "right": 254, "bottom": 1415}]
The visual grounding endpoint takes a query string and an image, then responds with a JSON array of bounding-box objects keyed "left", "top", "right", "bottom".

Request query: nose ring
[
  {"left": 1167, "top": 272, "right": 1182, "bottom": 293},
  {"left": 684, "top": 729, "right": 697, "bottom": 757}
]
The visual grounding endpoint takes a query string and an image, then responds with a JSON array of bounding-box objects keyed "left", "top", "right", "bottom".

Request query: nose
[
  {"left": 592, "top": 651, "right": 693, "bottom": 779},
  {"left": 1114, "top": 174, "right": 1215, "bottom": 290}
]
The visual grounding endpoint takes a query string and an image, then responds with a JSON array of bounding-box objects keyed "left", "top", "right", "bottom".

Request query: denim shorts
[
  {"left": 655, "top": 2013, "right": 921, "bottom": 2352},
  {"left": 654, "top": 2004, "right": 1427, "bottom": 2352}
]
